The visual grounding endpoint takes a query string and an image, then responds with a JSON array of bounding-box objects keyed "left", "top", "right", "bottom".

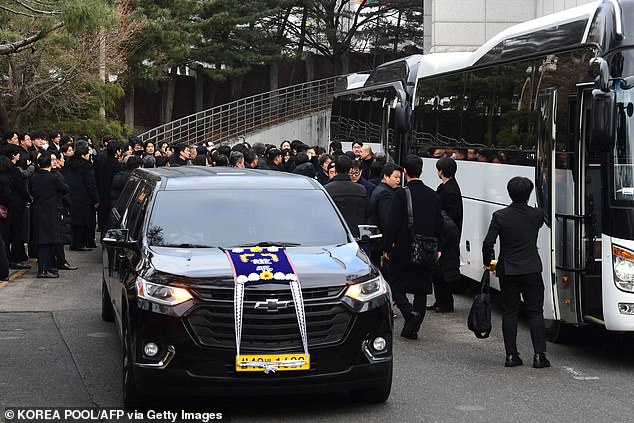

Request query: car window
[
  {"left": 115, "top": 176, "right": 141, "bottom": 215},
  {"left": 146, "top": 189, "right": 349, "bottom": 247},
  {"left": 123, "top": 182, "right": 153, "bottom": 240}
]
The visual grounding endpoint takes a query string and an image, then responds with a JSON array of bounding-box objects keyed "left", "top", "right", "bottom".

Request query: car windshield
[{"left": 146, "top": 189, "right": 349, "bottom": 248}]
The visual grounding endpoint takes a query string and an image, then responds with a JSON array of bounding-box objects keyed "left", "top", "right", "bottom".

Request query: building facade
[{"left": 427, "top": 0, "right": 596, "bottom": 53}]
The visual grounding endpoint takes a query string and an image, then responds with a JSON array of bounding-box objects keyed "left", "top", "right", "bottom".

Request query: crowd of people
[{"left": 0, "top": 130, "right": 549, "bottom": 368}]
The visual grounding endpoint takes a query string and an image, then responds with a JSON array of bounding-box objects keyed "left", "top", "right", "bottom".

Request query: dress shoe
[
  {"left": 426, "top": 302, "right": 438, "bottom": 311},
  {"left": 50, "top": 268, "right": 59, "bottom": 274},
  {"left": 60, "top": 263, "right": 78, "bottom": 270},
  {"left": 533, "top": 353, "right": 551, "bottom": 369},
  {"left": 505, "top": 353, "right": 523, "bottom": 367},
  {"left": 401, "top": 311, "right": 423, "bottom": 340},
  {"left": 37, "top": 271, "right": 59, "bottom": 279},
  {"left": 70, "top": 247, "right": 93, "bottom": 251},
  {"left": 434, "top": 305, "right": 455, "bottom": 313},
  {"left": 10, "top": 262, "right": 31, "bottom": 270}
]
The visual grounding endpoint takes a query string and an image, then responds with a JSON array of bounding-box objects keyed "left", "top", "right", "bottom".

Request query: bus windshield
[{"left": 614, "top": 82, "right": 634, "bottom": 203}]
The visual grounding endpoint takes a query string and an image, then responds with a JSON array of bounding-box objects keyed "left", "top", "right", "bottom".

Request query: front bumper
[{"left": 128, "top": 299, "right": 393, "bottom": 396}]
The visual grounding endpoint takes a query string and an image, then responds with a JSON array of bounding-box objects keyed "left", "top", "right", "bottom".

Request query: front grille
[{"left": 187, "top": 286, "right": 352, "bottom": 352}]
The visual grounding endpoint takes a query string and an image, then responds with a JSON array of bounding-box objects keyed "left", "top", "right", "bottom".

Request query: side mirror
[
  {"left": 590, "top": 57, "right": 611, "bottom": 92},
  {"left": 589, "top": 88, "right": 616, "bottom": 152},
  {"left": 356, "top": 224, "right": 382, "bottom": 243},
  {"left": 102, "top": 228, "right": 134, "bottom": 247}
]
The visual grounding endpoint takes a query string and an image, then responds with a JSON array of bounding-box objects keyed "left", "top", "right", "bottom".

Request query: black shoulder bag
[
  {"left": 404, "top": 187, "right": 438, "bottom": 269},
  {"left": 467, "top": 270, "right": 492, "bottom": 339}
]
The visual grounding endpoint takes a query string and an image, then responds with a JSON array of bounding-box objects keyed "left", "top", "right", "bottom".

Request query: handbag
[
  {"left": 0, "top": 204, "right": 7, "bottom": 220},
  {"left": 467, "top": 270, "right": 492, "bottom": 339},
  {"left": 404, "top": 186, "right": 438, "bottom": 268}
]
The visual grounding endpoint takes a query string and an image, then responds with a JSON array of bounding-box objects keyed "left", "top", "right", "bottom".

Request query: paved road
[{"left": 1, "top": 248, "right": 634, "bottom": 422}]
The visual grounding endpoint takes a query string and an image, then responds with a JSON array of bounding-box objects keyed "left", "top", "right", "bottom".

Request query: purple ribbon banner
[{"left": 225, "top": 246, "right": 308, "bottom": 374}]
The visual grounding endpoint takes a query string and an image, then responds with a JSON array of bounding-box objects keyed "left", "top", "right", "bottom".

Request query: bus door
[
  {"left": 578, "top": 87, "right": 604, "bottom": 322},
  {"left": 537, "top": 88, "right": 565, "bottom": 322}
]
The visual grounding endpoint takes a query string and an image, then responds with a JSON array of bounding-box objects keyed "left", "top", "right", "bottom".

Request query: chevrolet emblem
[{"left": 254, "top": 298, "right": 291, "bottom": 312}]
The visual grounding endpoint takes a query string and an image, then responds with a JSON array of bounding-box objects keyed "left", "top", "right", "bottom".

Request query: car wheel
[
  {"left": 350, "top": 363, "right": 392, "bottom": 403},
  {"left": 101, "top": 277, "right": 114, "bottom": 322},
  {"left": 122, "top": 319, "right": 143, "bottom": 409}
]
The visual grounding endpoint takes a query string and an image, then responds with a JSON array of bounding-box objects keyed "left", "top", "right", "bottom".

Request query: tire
[
  {"left": 122, "top": 316, "right": 143, "bottom": 409},
  {"left": 545, "top": 319, "right": 574, "bottom": 343},
  {"left": 101, "top": 278, "right": 114, "bottom": 322},
  {"left": 350, "top": 363, "right": 393, "bottom": 403}
]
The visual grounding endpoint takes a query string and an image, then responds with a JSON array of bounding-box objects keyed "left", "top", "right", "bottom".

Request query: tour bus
[
  {"left": 409, "top": 0, "right": 634, "bottom": 341},
  {"left": 330, "top": 55, "right": 424, "bottom": 164}
]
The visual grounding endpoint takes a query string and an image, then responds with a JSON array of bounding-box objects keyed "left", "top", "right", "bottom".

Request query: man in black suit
[
  {"left": 325, "top": 155, "right": 368, "bottom": 238},
  {"left": 369, "top": 162, "right": 402, "bottom": 268},
  {"left": 483, "top": 176, "right": 549, "bottom": 369},
  {"left": 383, "top": 155, "right": 443, "bottom": 340},
  {"left": 429, "top": 156, "right": 463, "bottom": 313}
]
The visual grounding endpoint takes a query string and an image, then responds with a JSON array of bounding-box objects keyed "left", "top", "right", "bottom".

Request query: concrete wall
[
  {"left": 429, "top": 0, "right": 596, "bottom": 53},
  {"left": 240, "top": 110, "right": 331, "bottom": 149}
]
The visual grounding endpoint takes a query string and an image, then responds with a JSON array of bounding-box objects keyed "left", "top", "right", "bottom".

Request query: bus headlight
[
  {"left": 613, "top": 245, "right": 634, "bottom": 292},
  {"left": 136, "top": 277, "right": 193, "bottom": 306}
]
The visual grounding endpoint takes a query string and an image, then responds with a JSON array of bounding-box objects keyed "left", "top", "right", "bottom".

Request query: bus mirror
[
  {"left": 589, "top": 57, "right": 611, "bottom": 92},
  {"left": 590, "top": 89, "right": 616, "bottom": 152}
]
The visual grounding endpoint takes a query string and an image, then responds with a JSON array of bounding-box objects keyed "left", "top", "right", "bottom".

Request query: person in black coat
[
  {"left": 50, "top": 151, "right": 77, "bottom": 271},
  {"left": 30, "top": 153, "right": 70, "bottom": 278},
  {"left": 0, "top": 156, "right": 14, "bottom": 281},
  {"left": 97, "top": 141, "right": 123, "bottom": 231},
  {"left": 383, "top": 155, "right": 444, "bottom": 340},
  {"left": 429, "top": 156, "right": 463, "bottom": 313},
  {"left": 4, "top": 145, "right": 31, "bottom": 269},
  {"left": 64, "top": 145, "right": 100, "bottom": 251},
  {"left": 369, "top": 162, "right": 402, "bottom": 267},
  {"left": 482, "top": 176, "right": 549, "bottom": 369},
  {"left": 324, "top": 155, "right": 368, "bottom": 238},
  {"left": 315, "top": 154, "right": 333, "bottom": 186}
]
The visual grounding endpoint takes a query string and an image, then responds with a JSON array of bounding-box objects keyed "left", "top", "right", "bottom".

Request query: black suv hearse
[{"left": 101, "top": 166, "right": 392, "bottom": 407}]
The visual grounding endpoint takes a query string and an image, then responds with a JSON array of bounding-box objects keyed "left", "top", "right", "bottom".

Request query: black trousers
[
  {"left": 52, "top": 244, "right": 67, "bottom": 268},
  {"left": 499, "top": 272, "right": 547, "bottom": 355},
  {"left": 432, "top": 268, "right": 454, "bottom": 308},
  {"left": 393, "top": 291, "right": 427, "bottom": 325},
  {"left": 71, "top": 225, "right": 92, "bottom": 249},
  {"left": 0, "top": 234, "right": 9, "bottom": 280},
  {"left": 8, "top": 207, "right": 27, "bottom": 263},
  {"left": 37, "top": 244, "right": 52, "bottom": 274}
]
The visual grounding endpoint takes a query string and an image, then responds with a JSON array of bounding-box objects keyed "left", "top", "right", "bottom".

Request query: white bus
[
  {"left": 410, "top": 0, "right": 634, "bottom": 341},
  {"left": 330, "top": 55, "right": 427, "bottom": 163}
]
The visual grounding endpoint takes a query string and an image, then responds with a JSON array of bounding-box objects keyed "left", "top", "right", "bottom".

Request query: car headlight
[
  {"left": 136, "top": 277, "right": 193, "bottom": 306},
  {"left": 613, "top": 245, "right": 634, "bottom": 292},
  {"left": 345, "top": 275, "right": 388, "bottom": 302}
]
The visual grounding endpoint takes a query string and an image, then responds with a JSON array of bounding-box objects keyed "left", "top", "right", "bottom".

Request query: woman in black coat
[
  {"left": 63, "top": 145, "right": 100, "bottom": 250},
  {"left": 30, "top": 153, "right": 69, "bottom": 278},
  {"left": 383, "top": 155, "right": 444, "bottom": 340}
]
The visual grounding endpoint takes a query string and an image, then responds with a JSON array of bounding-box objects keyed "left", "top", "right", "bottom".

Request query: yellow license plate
[{"left": 235, "top": 353, "right": 310, "bottom": 372}]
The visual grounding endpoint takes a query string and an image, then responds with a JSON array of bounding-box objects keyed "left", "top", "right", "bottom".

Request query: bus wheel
[{"left": 545, "top": 319, "right": 573, "bottom": 343}]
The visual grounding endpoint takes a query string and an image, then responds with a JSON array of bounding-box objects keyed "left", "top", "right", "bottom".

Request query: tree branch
[
  {"left": 10, "top": 0, "right": 59, "bottom": 15},
  {"left": 0, "top": 4, "right": 36, "bottom": 17},
  {"left": 0, "top": 22, "right": 64, "bottom": 56}
]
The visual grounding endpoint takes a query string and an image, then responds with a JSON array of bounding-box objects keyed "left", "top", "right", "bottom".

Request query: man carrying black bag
[
  {"left": 482, "top": 176, "right": 550, "bottom": 369},
  {"left": 383, "top": 155, "right": 443, "bottom": 340}
]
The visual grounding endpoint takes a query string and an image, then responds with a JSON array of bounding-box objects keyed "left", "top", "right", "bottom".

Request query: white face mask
[{"left": 42, "top": 143, "right": 49, "bottom": 151}]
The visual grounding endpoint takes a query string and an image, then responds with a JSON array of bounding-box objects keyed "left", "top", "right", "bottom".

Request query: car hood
[{"left": 144, "top": 244, "right": 374, "bottom": 289}]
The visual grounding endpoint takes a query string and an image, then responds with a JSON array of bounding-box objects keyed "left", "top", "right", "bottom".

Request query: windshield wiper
[{"left": 230, "top": 241, "right": 301, "bottom": 248}]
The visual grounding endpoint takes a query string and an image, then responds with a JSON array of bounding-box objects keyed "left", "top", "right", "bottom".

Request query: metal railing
[{"left": 138, "top": 76, "right": 338, "bottom": 146}]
